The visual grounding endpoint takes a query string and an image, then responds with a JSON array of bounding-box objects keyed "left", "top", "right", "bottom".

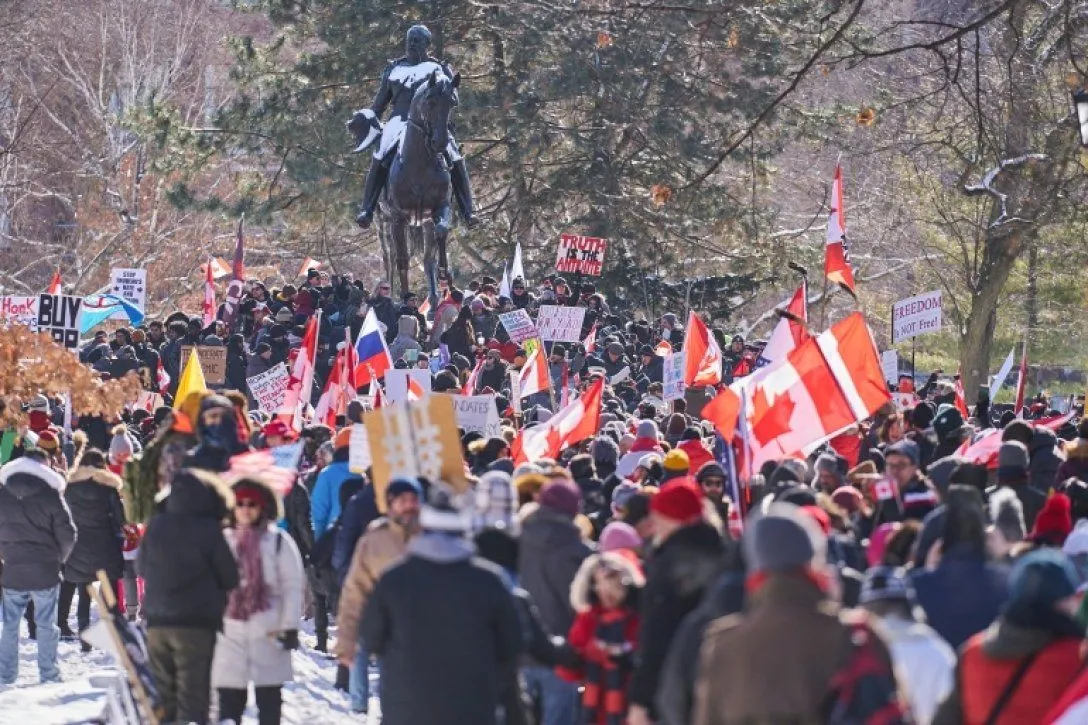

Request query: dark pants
[
  {"left": 219, "top": 685, "right": 283, "bottom": 725},
  {"left": 147, "top": 626, "right": 217, "bottom": 725},
  {"left": 58, "top": 580, "right": 122, "bottom": 631}
]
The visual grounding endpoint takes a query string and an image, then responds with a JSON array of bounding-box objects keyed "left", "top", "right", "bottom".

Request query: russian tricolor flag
[{"left": 354, "top": 309, "right": 393, "bottom": 386}]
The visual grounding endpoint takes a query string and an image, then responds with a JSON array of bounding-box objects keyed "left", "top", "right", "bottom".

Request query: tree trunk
[{"left": 959, "top": 229, "right": 1024, "bottom": 396}]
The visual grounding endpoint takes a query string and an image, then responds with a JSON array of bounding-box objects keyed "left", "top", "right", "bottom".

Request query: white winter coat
[
  {"left": 878, "top": 614, "right": 956, "bottom": 725},
  {"left": 211, "top": 526, "right": 305, "bottom": 688}
]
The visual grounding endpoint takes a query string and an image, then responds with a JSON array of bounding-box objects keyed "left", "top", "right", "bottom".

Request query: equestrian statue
[{"left": 347, "top": 24, "right": 478, "bottom": 298}]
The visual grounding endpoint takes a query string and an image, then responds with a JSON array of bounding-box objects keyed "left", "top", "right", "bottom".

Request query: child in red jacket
[{"left": 561, "top": 550, "right": 644, "bottom": 725}]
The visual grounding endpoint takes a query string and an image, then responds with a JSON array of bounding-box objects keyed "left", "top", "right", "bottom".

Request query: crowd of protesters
[{"left": 2, "top": 265, "right": 1088, "bottom": 725}]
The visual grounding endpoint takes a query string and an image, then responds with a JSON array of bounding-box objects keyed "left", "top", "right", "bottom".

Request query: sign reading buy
[
  {"left": 556, "top": 234, "right": 607, "bottom": 276},
  {"left": 891, "top": 290, "right": 942, "bottom": 343}
]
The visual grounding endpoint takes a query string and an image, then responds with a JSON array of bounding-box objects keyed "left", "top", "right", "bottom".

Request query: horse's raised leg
[{"left": 392, "top": 217, "right": 411, "bottom": 298}]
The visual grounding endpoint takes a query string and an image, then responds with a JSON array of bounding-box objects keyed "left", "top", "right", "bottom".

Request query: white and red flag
[
  {"left": 754, "top": 282, "right": 810, "bottom": 374},
  {"left": 682, "top": 311, "right": 722, "bottom": 387},
  {"left": 46, "top": 269, "right": 62, "bottom": 294},
  {"left": 518, "top": 346, "right": 551, "bottom": 398},
  {"left": 314, "top": 331, "right": 358, "bottom": 427},
  {"left": 824, "top": 164, "right": 857, "bottom": 297},
  {"left": 511, "top": 378, "right": 604, "bottom": 464},
  {"left": 1014, "top": 339, "right": 1029, "bottom": 417},
  {"left": 583, "top": 324, "right": 598, "bottom": 354},
  {"left": 279, "top": 312, "right": 320, "bottom": 431},
  {"left": 737, "top": 312, "right": 889, "bottom": 474},
  {"left": 462, "top": 357, "right": 485, "bottom": 396},
  {"left": 202, "top": 257, "right": 216, "bottom": 327}
]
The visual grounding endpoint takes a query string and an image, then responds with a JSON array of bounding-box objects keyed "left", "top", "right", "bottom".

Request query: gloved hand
[{"left": 277, "top": 630, "right": 300, "bottom": 651}]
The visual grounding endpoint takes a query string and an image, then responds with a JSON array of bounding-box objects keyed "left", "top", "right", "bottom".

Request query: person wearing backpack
[{"left": 932, "top": 549, "right": 1084, "bottom": 725}]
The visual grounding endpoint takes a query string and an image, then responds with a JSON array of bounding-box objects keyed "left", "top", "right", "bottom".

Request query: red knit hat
[
  {"left": 650, "top": 479, "right": 703, "bottom": 523},
  {"left": 1030, "top": 492, "right": 1073, "bottom": 547}
]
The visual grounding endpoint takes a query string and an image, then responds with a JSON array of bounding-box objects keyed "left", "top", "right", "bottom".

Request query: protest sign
[
  {"left": 891, "top": 290, "right": 942, "bottom": 343},
  {"left": 181, "top": 345, "right": 227, "bottom": 386},
  {"left": 0, "top": 296, "right": 38, "bottom": 329},
  {"left": 536, "top": 305, "right": 587, "bottom": 343},
  {"left": 134, "top": 391, "right": 164, "bottom": 412},
  {"left": 509, "top": 369, "right": 522, "bottom": 415},
  {"left": 556, "top": 234, "right": 607, "bottom": 275},
  {"left": 451, "top": 395, "right": 502, "bottom": 437},
  {"left": 270, "top": 441, "right": 304, "bottom": 471},
  {"left": 245, "top": 363, "right": 289, "bottom": 413},
  {"left": 364, "top": 396, "right": 467, "bottom": 512},
  {"left": 498, "top": 309, "right": 539, "bottom": 345},
  {"left": 349, "top": 423, "right": 372, "bottom": 474},
  {"left": 384, "top": 369, "right": 432, "bottom": 403},
  {"left": 881, "top": 350, "right": 898, "bottom": 386},
  {"left": 892, "top": 391, "right": 917, "bottom": 411},
  {"left": 663, "top": 353, "right": 686, "bottom": 401},
  {"left": 36, "top": 294, "right": 82, "bottom": 349},
  {"left": 109, "top": 268, "right": 147, "bottom": 316}
]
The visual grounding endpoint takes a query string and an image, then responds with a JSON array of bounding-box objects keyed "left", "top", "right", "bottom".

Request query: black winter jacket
[
  {"left": 0, "top": 456, "right": 77, "bottom": 591},
  {"left": 361, "top": 540, "right": 522, "bottom": 725},
  {"left": 629, "top": 521, "right": 724, "bottom": 715},
  {"left": 137, "top": 470, "right": 239, "bottom": 630},
  {"left": 518, "top": 507, "right": 592, "bottom": 638},
  {"left": 63, "top": 466, "right": 125, "bottom": 582}
]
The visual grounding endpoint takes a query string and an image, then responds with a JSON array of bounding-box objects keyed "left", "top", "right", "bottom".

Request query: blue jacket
[
  {"left": 912, "top": 545, "right": 1009, "bottom": 650},
  {"left": 310, "top": 460, "right": 354, "bottom": 539},
  {"left": 333, "top": 485, "right": 380, "bottom": 583}
]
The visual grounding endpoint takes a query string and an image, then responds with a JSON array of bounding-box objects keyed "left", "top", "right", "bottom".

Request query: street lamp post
[{"left": 1074, "top": 89, "right": 1088, "bottom": 146}]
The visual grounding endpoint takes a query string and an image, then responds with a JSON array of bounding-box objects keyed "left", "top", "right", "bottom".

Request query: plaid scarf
[{"left": 581, "top": 608, "right": 637, "bottom": 725}]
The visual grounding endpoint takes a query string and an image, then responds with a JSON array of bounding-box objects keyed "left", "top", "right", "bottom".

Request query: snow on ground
[{"left": 0, "top": 615, "right": 378, "bottom": 724}]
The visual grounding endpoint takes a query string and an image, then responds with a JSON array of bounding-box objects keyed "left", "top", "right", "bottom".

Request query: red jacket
[{"left": 678, "top": 439, "right": 714, "bottom": 474}]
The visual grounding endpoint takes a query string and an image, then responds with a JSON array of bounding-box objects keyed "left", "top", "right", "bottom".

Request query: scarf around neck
[{"left": 226, "top": 526, "right": 271, "bottom": 621}]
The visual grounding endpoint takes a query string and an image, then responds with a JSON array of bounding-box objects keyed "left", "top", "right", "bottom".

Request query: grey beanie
[
  {"left": 743, "top": 502, "right": 826, "bottom": 574},
  {"left": 989, "top": 487, "right": 1026, "bottom": 544},
  {"left": 997, "top": 441, "right": 1030, "bottom": 482},
  {"left": 926, "top": 456, "right": 963, "bottom": 497},
  {"left": 636, "top": 419, "right": 659, "bottom": 440}
]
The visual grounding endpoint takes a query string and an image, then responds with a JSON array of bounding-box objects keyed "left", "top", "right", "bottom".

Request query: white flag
[{"left": 988, "top": 347, "right": 1016, "bottom": 401}]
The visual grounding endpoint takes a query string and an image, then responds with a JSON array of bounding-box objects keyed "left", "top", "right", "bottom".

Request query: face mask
[{"left": 201, "top": 414, "right": 241, "bottom": 452}]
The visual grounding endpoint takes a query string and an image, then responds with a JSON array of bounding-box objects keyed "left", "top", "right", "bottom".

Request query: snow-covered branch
[{"left": 964, "top": 154, "right": 1049, "bottom": 228}]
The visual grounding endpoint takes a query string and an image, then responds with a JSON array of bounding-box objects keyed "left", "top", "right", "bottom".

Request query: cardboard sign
[
  {"left": 0, "top": 296, "right": 38, "bottom": 329},
  {"left": 663, "top": 353, "right": 686, "bottom": 401},
  {"left": 134, "top": 391, "right": 164, "bottom": 412},
  {"left": 451, "top": 395, "right": 502, "bottom": 437},
  {"left": 109, "top": 268, "right": 147, "bottom": 316},
  {"left": 893, "top": 391, "right": 917, "bottom": 411},
  {"left": 364, "top": 396, "right": 467, "bottom": 512},
  {"left": 556, "top": 234, "right": 607, "bottom": 276},
  {"left": 881, "top": 350, "right": 898, "bottom": 387},
  {"left": 891, "top": 290, "right": 942, "bottom": 343},
  {"left": 246, "top": 363, "right": 289, "bottom": 413},
  {"left": 536, "top": 305, "right": 587, "bottom": 343},
  {"left": 349, "top": 423, "right": 372, "bottom": 474},
  {"left": 181, "top": 345, "right": 227, "bottom": 386},
  {"left": 384, "top": 369, "right": 432, "bottom": 403},
  {"left": 498, "top": 309, "right": 540, "bottom": 344},
  {"left": 36, "top": 294, "right": 82, "bottom": 349}
]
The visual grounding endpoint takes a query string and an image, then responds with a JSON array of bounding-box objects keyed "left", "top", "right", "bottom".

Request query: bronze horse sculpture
[{"left": 348, "top": 71, "right": 460, "bottom": 299}]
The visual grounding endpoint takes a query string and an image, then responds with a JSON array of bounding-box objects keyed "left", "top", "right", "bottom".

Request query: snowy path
[{"left": 0, "top": 619, "right": 378, "bottom": 724}]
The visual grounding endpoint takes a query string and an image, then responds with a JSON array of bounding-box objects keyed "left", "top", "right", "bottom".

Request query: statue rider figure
[{"left": 354, "top": 24, "right": 479, "bottom": 229}]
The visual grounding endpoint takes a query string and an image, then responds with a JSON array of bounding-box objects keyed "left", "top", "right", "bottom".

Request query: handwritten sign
[
  {"left": 246, "top": 363, "right": 289, "bottom": 413},
  {"left": 498, "top": 309, "right": 540, "bottom": 345},
  {"left": 109, "top": 268, "right": 147, "bottom": 316},
  {"left": 181, "top": 345, "right": 227, "bottom": 386},
  {"left": 0, "top": 296, "right": 38, "bottom": 329},
  {"left": 271, "top": 441, "right": 304, "bottom": 471},
  {"left": 556, "top": 234, "right": 607, "bottom": 276},
  {"left": 881, "top": 350, "right": 898, "bottom": 387},
  {"left": 891, "top": 290, "right": 942, "bottom": 343},
  {"left": 663, "top": 353, "right": 686, "bottom": 401},
  {"left": 349, "top": 423, "right": 372, "bottom": 474},
  {"left": 36, "top": 294, "right": 82, "bottom": 349},
  {"left": 536, "top": 305, "right": 587, "bottom": 343},
  {"left": 451, "top": 395, "right": 502, "bottom": 437}
]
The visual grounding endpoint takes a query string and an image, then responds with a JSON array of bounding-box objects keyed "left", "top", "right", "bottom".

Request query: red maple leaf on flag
[
  {"left": 750, "top": 387, "right": 795, "bottom": 447},
  {"left": 545, "top": 427, "right": 562, "bottom": 459}
]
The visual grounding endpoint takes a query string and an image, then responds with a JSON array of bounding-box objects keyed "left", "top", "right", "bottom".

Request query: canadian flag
[
  {"left": 201, "top": 257, "right": 232, "bottom": 280},
  {"left": 279, "top": 312, "right": 321, "bottom": 431},
  {"left": 682, "top": 311, "right": 722, "bottom": 387},
  {"left": 654, "top": 340, "right": 672, "bottom": 357},
  {"left": 583, "top": 324, "right": 598, "bottom": 354},
  {"left": 511, "top": 378, "right": 604, "bottom": 464},
  {"left": 313, "top": 332, "right": 358, "bottom": 427},
  {"left": 753, "top": 282, "right": 810, "bottom": 375},
  {"left": 462, "top": 357, "right": 485, "bottom": 396},
  {"left": 738, "top": 312, "right": 889, "bottom": 473},
  {"left": 825, "top": 164, "right": 857, "bottom": 297},
  {"left": 202, "top": 258, "right": 216, "bottom": 327},
  {"left": 518, "top": 346, "right": 551, "bottom": 398},
  {"left": 46, "top": 269, "right": 62, "bottom": 294},
  {"left": 953, "top": 374, "right": 970, "bottom": 418}
]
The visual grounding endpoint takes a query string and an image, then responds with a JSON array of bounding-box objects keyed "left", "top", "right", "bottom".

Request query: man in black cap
[
  {"left": 398, "top": 291, "right": 427, "bottom": 336},
  {"left": 987, "top": 440, "right": 1045, "bottom": 530},
  {"left": 905, "top": 403, "right": 938, "bottom": 471},
  {"left": 882, "top": 439, "right": 939, "bottom": 523}
]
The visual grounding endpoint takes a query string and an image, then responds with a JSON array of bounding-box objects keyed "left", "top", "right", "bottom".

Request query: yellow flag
[{"left": 172, "top": 348, "right": 207, "bottom": 410}]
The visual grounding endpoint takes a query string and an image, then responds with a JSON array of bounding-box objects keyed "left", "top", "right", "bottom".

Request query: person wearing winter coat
[
  {"left": 933, "top": 549, "right": 1084, "bottom": 725},
  {"left": 310, "top": 428, "right": 356, "bottom": 539},
  {"left": 1028, "top": 426, "right": 1066, "bottom": 493},
  {"left": 0, "top": 450, "right": 77, "bottom": 685},
  {"left": 334, "top": 478, "right": 421, "bottom": 714},
  {"left": 628, "top": 480, "right": 723, "bottom": 725},
  {"left": 1054, "top": 417, "right": 1088, "bottom": 485},
  {"left": 387, "top": 315, "right": 423, "bottom": 364},
  {"left": 212, "top": 478, "right": 305, "bottom": 725},
  {"left": 58, "top": 448, "right": 126, "bottom": 648},
  {"left": 359, "top": 483, "right": 522, "bottom": 725},
  {"left": 518, "top": 480, "right": 592, "bottom": 725},
  {"left": 440, "top": 306, "right": 477, "bottom": 362},
  {"left": 987, "top": 440, "right": 1046, "bottom": 531},
  {"left": 137, "top": 469, "right": 240, "bottom": 725},
  {"left": 861, "top": 567, "right": 956, "bottom": 725},
  {"left": 564, "top": 550, "right": 644, "bottom": 725}
]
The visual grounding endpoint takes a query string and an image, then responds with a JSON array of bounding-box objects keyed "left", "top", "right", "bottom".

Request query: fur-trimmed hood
[
  {"left": 0, "top": 455, "right": 66, "bottom": 494},
  {"left": 231, "top": 476, "right": 285, "bottom": 523},
  {"left": 68, "top": 465, "right": 123, "bottom": 490},
  {"left": 1066, "top": 438, "right": 1088, "bottom": 461},
  {"left": 569, "top": 549, "right": 645, "bottom": 613}
]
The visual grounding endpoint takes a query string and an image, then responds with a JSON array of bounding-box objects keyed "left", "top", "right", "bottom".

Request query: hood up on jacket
[
  {"left": 162, "top": 468, "right": 235, "bottom": 521},
  {"left": 396, "top": 315, "right": 419, "bottom": 339},
  {"left": 67, "top": 465, "right": 123, "bottom": 490},
  {"left": 570, "top": 549, "right": 645, "bottom": 612},
  {"left": 0, "top": 455, "right": 66, "bottom": 496}
]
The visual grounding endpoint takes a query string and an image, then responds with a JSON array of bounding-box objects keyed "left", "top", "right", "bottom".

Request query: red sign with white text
[{"left": 556, "top": 234, "right": 607, "bottom": 276}]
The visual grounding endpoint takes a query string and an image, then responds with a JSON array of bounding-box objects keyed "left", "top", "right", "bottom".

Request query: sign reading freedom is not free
[{"left": 891, "top": 290, "right": 942, "bottom": 343}]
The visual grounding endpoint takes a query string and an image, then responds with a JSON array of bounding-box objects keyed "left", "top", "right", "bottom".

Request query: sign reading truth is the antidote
[
  {"left": 37, "top": 294, "right": 82, "bottom": 349},
  {"left": 556, "top": 234, "right": 607, "bottom": 276}
]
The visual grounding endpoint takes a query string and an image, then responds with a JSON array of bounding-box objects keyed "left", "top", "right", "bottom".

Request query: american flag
[{"left": 223, "top": 449, "right": 297, "bottom": 497}]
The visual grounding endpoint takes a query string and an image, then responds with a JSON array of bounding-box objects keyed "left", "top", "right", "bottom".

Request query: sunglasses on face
[{"left": 236, "top": 500, "right": 261, "bottom": 509}]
